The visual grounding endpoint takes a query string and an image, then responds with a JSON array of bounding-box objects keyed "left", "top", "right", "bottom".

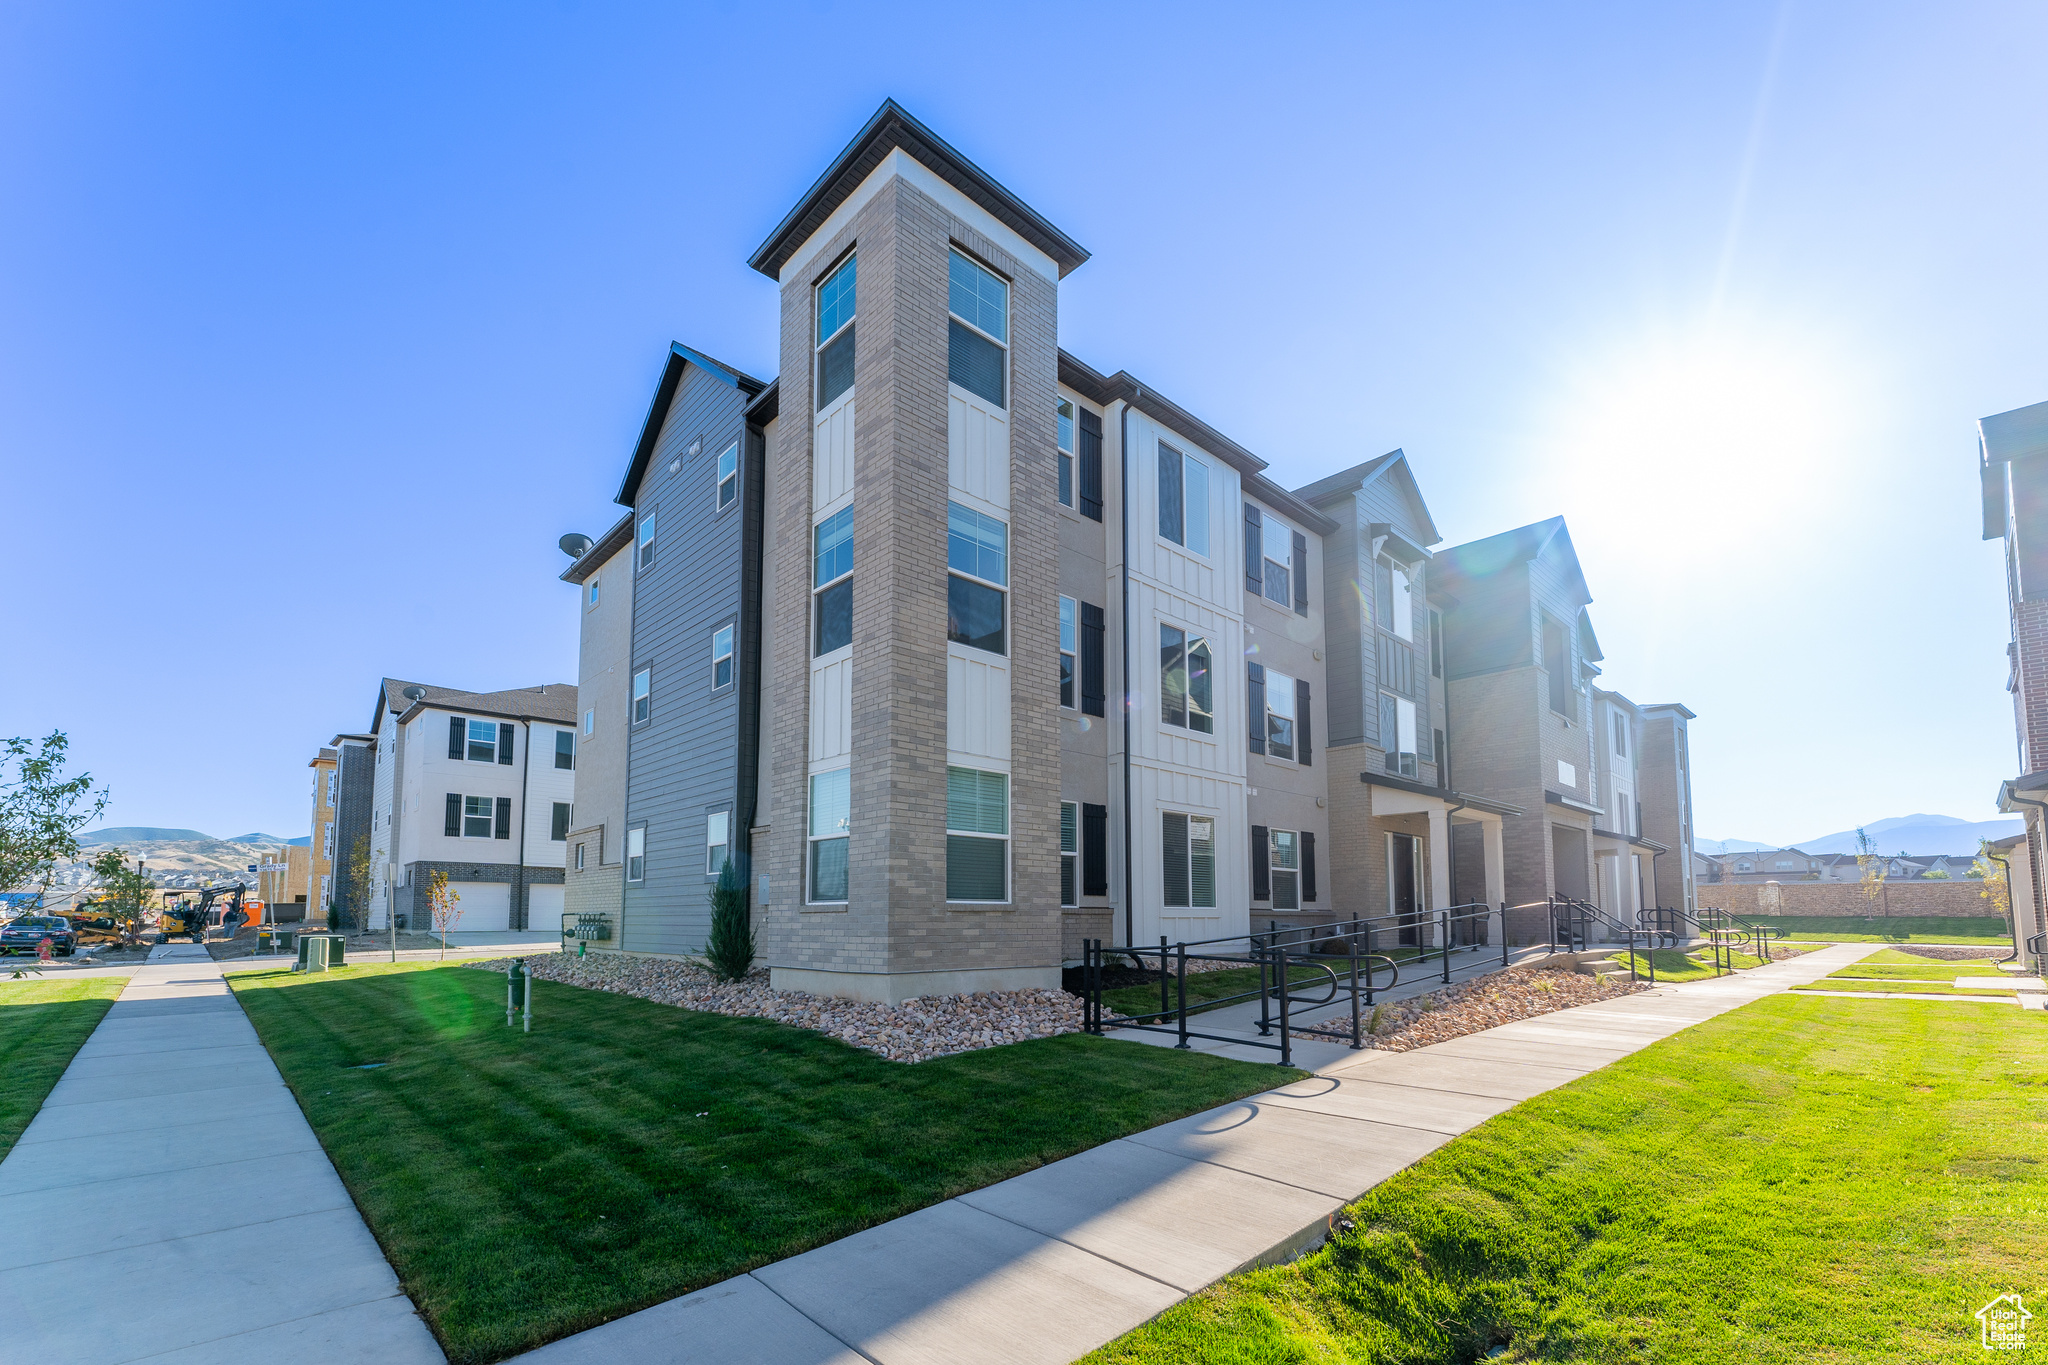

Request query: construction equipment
[{"left": 156, "top": 884, "right": 248, "bottom": 943}]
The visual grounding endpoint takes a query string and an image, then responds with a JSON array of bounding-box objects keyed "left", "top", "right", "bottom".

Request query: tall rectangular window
[
  {"left": 1270, "top": 829, "right": 1300, "bottom": 910},
  {"left": 575, "top": 842, "right": 585, "bottom": 872},
  {"left": 638, "top": 512, "right": 657, "bottom": 571},
  {"left": 947, "top": 250, "right": 1008, "bottom": 408},
  {"left": 462, "top": 795, "right": 493, "bottom": 838},
  {"left": 1157, "top": 445, "right": 1210, "bottom": 555},
  {"left": 1391, "top": 562, "right": 1412, "bottom": 639},
  {"left": 1261, "top": 514, "right": 1292, "bottom": 606},
  {"left": 1158, "top": 624, "right": 1214, "bottom": 734},
  {"left": 626, "top": 827, "right": 645, "bottom": 882},
  {"left": 712, "top": 623, "right": 735, "bottom": 690},
  {"left": 706, "top": 810, "right": 729, "bottom": 876},
  {"left": 1429, "top": 609, "right": 1443, "bottom": 678},
  {"left": 1060, "top": 801, "right": 1079, "bottom": 907},
  {"left": 1162, "top": 812, "right": 1217, "bottom": 909},
  {"left": 1613, "top": 712, "right": 1628, "bottom": 757},
  {"left": 632, "top": 667, "right": 651, "bottom": 724},
  {"left": 587, "top": 576, "right": 600, "bottom": 608},
  {"left": 946, "top": 502, "right": 1008, "bottom": 655},
  {"left": 555, "top": 730, "right": 575, "bottom": 770},
  {"left": 946, "top": 766, "right": 1008, "bottom": 902},
  {"left": 1266, "top": 669, "right": 1297, "bottom": 760},
  {"left": 466, "top": 718, "right": 497, "bottom": 763},
  {"left": 814, "top": 506, "right": 853, "bottom": 655},
  {"left": 1544, "top": 618, "right": 1571, "bottom": 714},
  {"left": 1056, "top": 399, "right": 1075, "bottom": 507},
  {"left": 1381, "top": 694, "right": 1418, "bottom": 777},
  {"left": 808, "top": 768, "right": 850, "bottom": 903},
  {"left": 551, "top": 802, "right": 570, "bottom": 841},
  {"left": 816, "top": 255, "right": 856, "bottom": 409},
  {"left": 583, "top": 708, "right": 594, "bottom": 737},
  {"left": 715, "top": 441, "right": 739, "bottom": 510},
  {"left": 1058, "top": 596, "right": 1077, "bottom": 708}
]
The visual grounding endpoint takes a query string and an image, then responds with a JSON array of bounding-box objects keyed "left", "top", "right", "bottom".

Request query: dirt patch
[
  {"left": 1890, "top": 944, "right": 2013, "bottom": 963},
  {"left": 1310, "top": 966, "right": 1650, "bottom": 1053}
]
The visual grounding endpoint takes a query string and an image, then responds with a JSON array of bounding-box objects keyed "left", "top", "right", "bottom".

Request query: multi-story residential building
[
  {"left": 328, "top": 732, "right": 377, "bottom": 928},
  {"left": 562, "top": 102, "right": 1693, "bottom": 993},
  {"left": 1986, "top": 397, "right": 2048, "bottom": 964},
  {"left": 306, "top": 746, "right": 338, "bottom": 921},
  {"left": 1636, "top": 703, "right": 1698, "bottom": 911},
  {"left": 559, "top": 511, "right": 635, "bottom": 934},
  {"left": 363, "top": 679, "right": 578, "bottom": 932}
]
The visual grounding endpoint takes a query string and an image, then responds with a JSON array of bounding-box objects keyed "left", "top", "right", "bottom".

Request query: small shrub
[{"left": 704, "top": 857, "right": 754, "bottom": 982}]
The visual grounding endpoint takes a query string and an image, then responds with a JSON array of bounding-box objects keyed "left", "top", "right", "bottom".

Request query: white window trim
[
  {"left": 706, "top": 809, "right": 731, "bottom": 878},
  {"left": 1266, "top": 668, "right": 1298, "bottom": 762},
  {"left": 813, "top": 506, "right": 854, "bottom": 661},
  {"left": 462, "top": 795, "right": 494, "bottom": 840},
  {"left": 807, "top": 766, "right": 851, "bottom": 905},
  {"left": 711, "top": 622, "right": 736, "bottom": 691},
  {"left": 626, "top": 825, "right": 646, "bottom": 883},
  {"left": 947, "top": 248, "right": 1010, "bottom": 411},
  {"left": 637, "top": 513, "right": 656, "bottom": 572},
  {"left": 587, "top": 576, "right": 600, "bottom": 610},
  {"left": 944, "top": 765, "right": 1010, "bottom": 905},
  {"left": 1158, "top": 443, "right": 1212, "bottom": 558},
  {"left": 1159, "top": 622, "right": 1216, "bottom": 736},
  {"left": 715, "top": 441, "right": 739, "bottom": 511},
  {"left": 946, "top": 502, "right": 1009, "bottom": 659},
  {"left": 466, "top": 718, "right": 499, "bottom": 764},
  {"left": 1058, "top": 595, "right": 1077, "bottom": 710},
  {"left": 631, "top": 667, "right": 651, "bottom": 725},
  {"left": 1259, "top": 508, "right": 1294, "bottom": 608},
  {"left": 1056, "top": 398, "right": 1076, "bottom": 509},
  {"left": 815, "top": 253, "right": 856, "bottom": 413},
  {"left": 1270, "top": 828, "right": 1300, "bottom": 911},
  {"left": 1059, "top": 800, "right": 1079, "bottom": 908},
  {"left": 1161, "top": 809, "right": 1218, "bottom": 910},
  {"left": 583, "top": 708, "right": 594, "bottom": 737}
]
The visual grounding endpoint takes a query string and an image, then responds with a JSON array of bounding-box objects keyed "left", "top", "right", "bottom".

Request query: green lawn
[
  {"left": 1084, "top": 996, "right": 2048, "bottom": 1364},
  {"left": 1860, "top": 948, "right": 2004, "bottom": 970},
  {"left": 1753, "top": 915, "right": 2010, "bottom": 944},
  {"left": 227, "top": 961, "right": 1295, "bottom": 1364},
  {"left": 1793, "top": 978, "right": 2016, "bottom": 997},
  {"left": 0, "top": 974, "right": 126, "bottom": 1159},
  {"left": 1101, "top": 962, "right": 1352, "bottom": 1021},
  {"left": 1616, "top": 947, "right": 1769, "bottom": 982},
  {"left": 1820, "top": 960, "right": 2003, "bottom": 983}
]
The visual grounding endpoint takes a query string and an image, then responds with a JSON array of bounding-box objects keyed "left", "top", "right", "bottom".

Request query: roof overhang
[
  {"left": 748, "top": 100, "right": 1089, "bottom": 281},
  {"left": 1368, "top": 523, "right": 1432, "bottom": 565},
  {"left": 561, "top": 511, "right": 634, "bottom": 585},
  {"left": 615, "top": 343, "right": 768, "bottom": 508},
  {"left": 1997, "top": 770, "right": 2048, "bottom": 814},
  {"left": 1359, "top": 770, "right": 1523, "bottom": 818},
  {"left": 1545, "top": 790, "right": 1604, "bottom": 817}
]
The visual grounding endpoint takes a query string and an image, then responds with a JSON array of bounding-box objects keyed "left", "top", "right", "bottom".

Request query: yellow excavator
[{"left": 156, "top": 884, "right": 248, "bottom": 943}]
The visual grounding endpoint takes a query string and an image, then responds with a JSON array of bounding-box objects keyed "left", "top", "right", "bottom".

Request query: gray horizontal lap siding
[{"left": 624, "top": 364, "right": 754, "bottom": 956}]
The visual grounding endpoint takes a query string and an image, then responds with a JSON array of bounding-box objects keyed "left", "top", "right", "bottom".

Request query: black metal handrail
[
  {"left": 1544, "top": 897, "right": 1657, "bottom": 984},
  {"left": 2027, "top": 932, "right": 2044, "bottom": 976}
]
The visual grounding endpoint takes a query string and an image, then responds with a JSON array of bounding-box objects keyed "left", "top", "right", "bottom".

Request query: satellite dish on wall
[
  {"left": 402, "top": 686, "right": 426, "bottom": 703},
  {"left": 559, "top": 533, "right": 593, "bottom": 558}
]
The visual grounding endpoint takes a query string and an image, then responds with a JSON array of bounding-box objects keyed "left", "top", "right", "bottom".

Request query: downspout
[
  {"left": 1120, "top": 395, "right": 1135, "bottom": 947},
  {"left": 517, "top": 718, "right": 532, "bottom": 931},
  {"left": 1441, "top": 603, "right": 1458, "bottom": 902},
  {"left": 1994, "top": 785, "right": 2048, "bottom": 961},
  {"left": 1985, "top": 848, "right": 2018, "bottom": 964}
]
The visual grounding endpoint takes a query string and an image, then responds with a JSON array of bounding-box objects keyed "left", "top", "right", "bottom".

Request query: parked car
[{"left": 0, "top": 916, "right": 77, "bottom": 956}]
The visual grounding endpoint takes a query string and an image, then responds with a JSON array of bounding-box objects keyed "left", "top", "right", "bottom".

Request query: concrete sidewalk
[
  {"left": 0, "top": 943, "right": 443, "bottom": 1364},
  {"left": 511, "top": 941, "right": 1878, "bottom": 1365}
]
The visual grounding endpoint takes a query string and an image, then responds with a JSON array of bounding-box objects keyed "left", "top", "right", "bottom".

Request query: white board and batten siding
[
  {"left": 1121, "top": 410, "right": 1250, "bottom": 947},
  {"left": 948, "top": 389, "right": 1010, "bottom": 514},
  {"left": 809, "top": 389, "right": 855, "bottom": 786},
  {"left": 946, "top": 379, "right": 1012, "bottom": 786},
  {"left": 814, "top": 392, "right": 855, "bottom": 512},
  {"left": 809, "top": 653, "right": 853, "bottom": 763}
]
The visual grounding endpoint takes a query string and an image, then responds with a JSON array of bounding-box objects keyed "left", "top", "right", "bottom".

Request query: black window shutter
[
  {"left": 1297, "top": 678, "right": 1313, "bottom": 766},
  {"left": 1243, "top": 502, "right": 1263, "bottom": 594},
  {"left": 1292, "top": 531, "right": 1309, "bottom": 615},
  {"left": 1080, "top": 602, "right": 1106, "bottom": 717},
  {"left": 494, "top": 796, "right": 512, "bottom": 840},
  {"left": 444, "top": 793, "right": 461, "bottom": 836},
  {"left": 1082, "top": 803, "right": 1109, "bottom": 896},
  {"left": 448, "top": 716, "right": 464, "bottom": 759},
  {"left": 1251, "top": 825, "right": 1270, "bottom": 900},
  {"left": 1247, "top": 663, "right": 1266, "bottom": 755},
  {"left": 1078, "top": 409, "right": 1103, "bottom": 522},
  {"left": 1303, "top": 832, "right": 1318, "bottom": 902},
  {"left": 498, "top": 723, "right": 515, "bottom": 765}
]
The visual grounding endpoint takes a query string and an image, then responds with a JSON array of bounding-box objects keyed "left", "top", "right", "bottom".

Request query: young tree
[
  {"left": 87, "top": 847, "right": 155, "bottom": 944},
  {"left": 341, "top": 835, "right": 372, "bottom": 934},
  {"left": 0, "top": 732, "right": 108, "bottom": 898},
  {"left": 425, "top": 869, "right": 463, "bottom": 959},
  {"left": 704, "top": 856, "right": 754, "bottom": 981},
  {"left": 1853, "top": 827, "right": 1890, "bottom": 918}
]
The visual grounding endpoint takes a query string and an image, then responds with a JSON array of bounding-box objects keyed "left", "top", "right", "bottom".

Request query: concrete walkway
[
  {"left": 0, "top": 943, "right": 443, "bottom": 1364},
  {"left": 511, "top": 941, "right": 1879, "bottom": 1365}
]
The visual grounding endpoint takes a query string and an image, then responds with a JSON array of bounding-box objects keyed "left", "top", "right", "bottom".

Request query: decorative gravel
[
  {"left": 467, "top": 952, "right": 1082, "bottom": 1063},
  {"left": 1892, "top": 944, "right": 2012, "bottom": 962},
  {"left": 1308, "top": 965, "right": 1650, "bottom": 1053}
]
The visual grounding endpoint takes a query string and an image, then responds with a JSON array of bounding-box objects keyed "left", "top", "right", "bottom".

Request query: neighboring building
[
  {"left": 559, "top": 512, "right": 634, "bottom": 937},
  {"left": 257, "top": 843, "right": 312, "bottom": 916},
  {"left": 1637, "top": 703, "right": 1697, "bottom": 911},
  {"left": 364, "top": 679, "right": 578, "bottom": 932},
  {"left": 1704, "top": 847, "right": 1823, "bottom": 884},
  {"left": 1987, "top": 397, "right": 2048, "bottom": 964},
  {"left": 307, "top": 747, "right": 338, "bottom": 922},
  {"left": 328, "top": 733, "right": 377, "bottom": 928}
]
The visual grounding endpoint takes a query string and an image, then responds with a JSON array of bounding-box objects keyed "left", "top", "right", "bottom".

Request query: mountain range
[
  {"left": 1700, "top": 814, "right": 2025, "bottom": 859},
  {"left": 79, "top": 828, "right": 294, "bottom": 846}
]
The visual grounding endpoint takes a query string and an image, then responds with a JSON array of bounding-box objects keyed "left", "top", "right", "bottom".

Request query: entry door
[{"left": 1388, "top": 833, "right": 1421, "bottom": 946}]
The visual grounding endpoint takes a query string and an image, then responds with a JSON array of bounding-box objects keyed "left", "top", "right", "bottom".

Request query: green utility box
[
  {"left": 296, "top": 934, "right": 345, "bottom": 972},
  {"left": 506, "top": 958, "right": 533, "bottom": 1031}
]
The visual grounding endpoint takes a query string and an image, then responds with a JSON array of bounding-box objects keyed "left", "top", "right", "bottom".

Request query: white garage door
[
  {"left": 527, "top": 884, "right": 564, "bottom": 928},
  {"left": 451, "top": 882, "right": 510, "bottom": 932}
]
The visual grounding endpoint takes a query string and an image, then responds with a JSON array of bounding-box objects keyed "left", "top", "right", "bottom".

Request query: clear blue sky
[{"left": 3, "top": 1, "right": 2042, "bottom": 846}]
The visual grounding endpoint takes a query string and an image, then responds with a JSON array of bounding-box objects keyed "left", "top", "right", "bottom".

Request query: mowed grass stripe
[
  {"left": 0, "top": 975, "right": 126, "bottom": 1159},
  {"left": 228, "top": 960, "right": 1293, "bottom": 1364}
]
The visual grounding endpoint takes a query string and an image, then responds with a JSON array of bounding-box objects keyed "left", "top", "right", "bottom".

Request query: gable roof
[
  {"left": 1434, "top": 516, "right": 1592, "bottom": 603},
  {"left": 615, "top": 342, "right": 769, "bottom": 508},
  {"left": 1294, "top": 450, "right": 1443, "bottom": 547},
  {"left": 748, "top": 100, "right": 1090, "bottom": 281},
  {"left": 373, "top": 678, "right": 579, "bottom": 732}
]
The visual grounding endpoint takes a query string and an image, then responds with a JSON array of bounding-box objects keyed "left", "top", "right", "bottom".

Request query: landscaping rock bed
[
  {"left": 1312, "top": 965, "right": 1649, "bottom": 1053},
  {"left": 468, "top": 953, "right": 1082, "bottom": 1063},
  {"left": 1892, "top": 944, "right": 2010, "bottom": 962}
]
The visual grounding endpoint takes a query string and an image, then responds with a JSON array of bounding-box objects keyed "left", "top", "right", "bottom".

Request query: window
[
  {"left": 1261, "top": 514, "right": 1292, "bottom": 607},
  {"left": 712, "top": 623, "right": 735, "bottom": 690},
  {"left": 1380, "top": 693, "right": 1418, "bottom": 777},
  {"left": 575, "top": 842, "right": 585, "bottom": 872},
  {"left": 1736, "top": 860, "right": 1753, "bottom": 873},
  {"left": 707, "top": 811, "right": 730, "bottom": 876},
  {"left": 716, "top": 441, "right": 739, "bottom": 511},
  {"left": 467, "top": 719, "right": 498, "bottom": 763},
  {"left": 555, "top": 730, "right": 575, "bottom": 770},
  {"left": 1613, "top": 713, "right": 1628, "bottom": 757},
  {"left": 587, "top": 576, "right": 600, "bottom": 609},
  {"left": 1266, "top": 669, "right": 1297, "bottom": 760},
  {"left": 583, "top": 708, "right": 594, "bottom": 737},
  {"left": 1057, "top": 596, "right": 1078, "bottom": 708},
  {"left": 1060, "top": 801, "right": 1079, "bottom": 907},
  {"left": 632, "top": 667, "right": 651, "bottom": 724},
  {"left": 1162, "top": 811, "right": 1217, "bottom": 909},
  {"left": 463, "top": 796, "right": 493, "bottom": 839},
  {"left": 1270, "top": 830, "right": 1300, "bottom": 910},
  {"left": 1389, "top": 561, "right": 1412, "bottom": 639},
  {"left": 627, "top": 826, "right": 645, "bottom": 882},
  {"left": 1557, "top": 760, "right": 1576, "bottom": 787},
  {"left": 1159, "top": 625, "right": 1215, "bottom": 734},
  {"left": 946, "top": 766, "right": 1008, "bottom": 902},
  {"left": 947, "top": 502, "right": 1008, "bottom": 655},
  {"left": 1544, "top": 618, "right": 1571, "bottom": 714},
  {"left": 1056, "top": 399, "right": 1075, "bottom": 507},
  {"left": 816, "top": 255, "right": 856, "bottom": 409},
  {"left": 947, "top": 250, "right": 1007, "bottom": 408},
  {"left": 322, "top": 821, "right": 334, "bottom": 858},
  {"left": 1430, "top": 609, "right": 1443, "bottom": 678},
  {"left": 638, "top": 512, "right": 657, "bottom": 571},
  {"left": 814, "top": 505, "right": 853, "bottom": 656},
  {"left": 1157, "top": 445, "right": 1210, "bottom": 555},
  {"left": 808, "top": 768, "right": 850, "bottom": 902},
  {"left": 326, "top": 772, "right": 337, "bottom": 809},
  {"left": 551, "top": 802, "right": 570, "bottom": 841}
]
